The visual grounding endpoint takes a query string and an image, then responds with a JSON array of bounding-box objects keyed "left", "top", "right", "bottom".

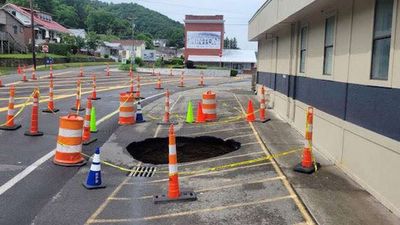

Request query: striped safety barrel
[
  {"left": 54, "top": 114, "right": 85, "bottom": 166},
  {"left": 119, "top": 93, "right": 136, "bottom": 125},
  {"left": 202, "top": 91, "right": 217, "bottom": 121}
]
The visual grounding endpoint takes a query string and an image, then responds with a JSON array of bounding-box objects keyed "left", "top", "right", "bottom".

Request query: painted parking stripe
[{"left": 0, "top": 92, "right": 164, "bottom": 196}]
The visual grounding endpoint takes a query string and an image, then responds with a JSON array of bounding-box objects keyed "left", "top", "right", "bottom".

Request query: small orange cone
[
  {"left": 153, "top": 124, "right": 197, "bottom": 203},
  {"left": 0, "top": 79, "right": 4, "bottom": 87},
  {"left": 135, "top": 74, "right": 143, "bottom": 99},
  {"left": 21, "top": 67, "right": 28, "bottom": 82},
  {"left": 294, "top": 107, "right": 319, "bottom": 174},
  {"left": 49, "top": 64, "right": 53, "bottom": 79},
  {"left": 246, "top": 100, "right": 255, "bottom": 122},
  {"left": 89, "top": 75, "right": 100, "bottom": 100},
  {"left": 25, "top": 89, "right": 43, "bottom": 136},
  {"left": 178, "top": 72, "right": 185, "bottom": 87},
  {"left": 155, "top": 76, "right": 163, "bottom": 90},
  {"left": 0, "top": 85, "right": 21, "bottom": 130},
  {"left": 71, "top": 80, "right": 85, "bottom": 111},
  {"left": 129, "top": 64, "right": 133, "bottom": 77},
  {"left": 17, "top": 64, "right": 21, "bottom": 75},
  {"left": 31, "top": 68, "right": 37, "bottom": 80},
  {"left": 195, "top": 101, "right": 206, "bottom": 123},
  {"left": 79, "top": 64, "right": 83, "bottom": 77},
  {"left": 106, "top": 63, "right": 110, "bottom": 76},
  {"left": 43, "top": 78, "right": 59, "bottom": 113},
  {"left": 127, "top": 77, "right": 135, "bottom": 94},
  {"left": 82, "top": 98, "right": 97, "bottom": 145},
  {"left": 198, "top": 72, "right": 205, "bottom": 86}
]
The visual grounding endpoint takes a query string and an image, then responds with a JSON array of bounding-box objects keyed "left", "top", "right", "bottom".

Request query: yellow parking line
[
  {"left": 177, "top": 151, "right": 265, "bottom": 167},
  {"left": 111, "top": 176, "right": 284, "bottom": 201},
  {"left": 233, "top": 94, "right": 315, "bottom": 225},
  {"left": 126, "top": 162, "right": 273, "bottom": 185},
  {"left": 89, "top": 195, "right": 295, "bottom": 223}
]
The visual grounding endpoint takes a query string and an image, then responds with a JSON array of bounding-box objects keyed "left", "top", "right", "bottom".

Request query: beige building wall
[{"left": 252, "top": 0, "right": 400, "bottom": 217}]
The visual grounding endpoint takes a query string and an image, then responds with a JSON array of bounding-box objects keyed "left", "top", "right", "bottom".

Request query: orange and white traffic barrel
[
  {"left": 119, "top": 93, "right": 136, "bottom": 125},
  {"left": 202, "top": 91, "right": 217, "bottom": 121},
  {"left": 53, "top": 114, "right": 86, "bottom": 166},
  {"left": 0, "top": 85, "right": 21, "bottom": 130}
]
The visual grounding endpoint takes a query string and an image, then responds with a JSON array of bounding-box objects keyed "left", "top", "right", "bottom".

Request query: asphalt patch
[{"left": 126, "top": 136, "right": 241, "bottom": 164}]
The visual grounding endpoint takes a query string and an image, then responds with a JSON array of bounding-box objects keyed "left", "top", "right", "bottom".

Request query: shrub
[
  {"left": 169, "top": 57, "right": 184, "bottom": 65},
  {"left": 230, "top": 69, "right": 238, "bottom": 77},
  {"left": 119, "top": 63, "right": 136, "bottom": 71},
  {"left": 134, "top": 57, "right": 144, "bottom": 66},
  {"left": 104, "top": 54, "right": 109, "bottom": 59},
  {"left": 46, "top": 43, "right": 75, "bottom": 56},
  {"left": 155, "top": 58, "right": 164, "bottom": 67}
]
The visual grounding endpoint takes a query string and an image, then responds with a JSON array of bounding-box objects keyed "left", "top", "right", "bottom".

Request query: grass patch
[
  {"left": 0, "top": 53, "right": 65, "bottom": 59},
  {"left": 118, "top": 63, "right": 137, "bottom": 71}
]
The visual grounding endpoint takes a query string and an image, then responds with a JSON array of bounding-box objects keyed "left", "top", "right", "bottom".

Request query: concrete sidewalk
[{"left": 247, "top": 97, "right": 400, "bottom": 225}]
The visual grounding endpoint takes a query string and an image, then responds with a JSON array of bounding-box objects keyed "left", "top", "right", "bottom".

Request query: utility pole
[{"left": 30, "top": 0, "right": 36, "bottom": 70}]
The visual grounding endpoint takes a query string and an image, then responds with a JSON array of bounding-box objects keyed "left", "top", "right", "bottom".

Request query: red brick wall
[{"left": 184, "top": 15, "right": 224, "bottom": 61}]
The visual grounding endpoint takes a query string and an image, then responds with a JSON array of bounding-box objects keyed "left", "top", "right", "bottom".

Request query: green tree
[
  {"left": 75, "top": 36, "right": 85, "bottom": 53},
  {"left": 135, "top": 33, "right": 154, "bottom": 49},
  {"left": 85, "top": 31, "right": 99, "bottom": 52},
  {"left": 86, "top": 9, "right": 115, "bottom": 34}
]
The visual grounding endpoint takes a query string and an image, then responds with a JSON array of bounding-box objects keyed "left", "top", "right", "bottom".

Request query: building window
[
  {"left": 13, "top": 25, "right": 17, "bottom": 34},
  {"left": 371, "top": 0, "right": 394, "bottom": 80},
  {"left": 323, "top": 16, "right": 335, "bottom": 75},
  {"left": 299, "top": 26, "right": 307, "bottom": 73}
]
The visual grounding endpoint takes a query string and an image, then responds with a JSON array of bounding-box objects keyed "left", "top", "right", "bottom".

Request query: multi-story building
[
  {"left": 0, "top": 3, "right": 69, "bottom": 49},
  {"left": 249, "top": 0, "right": 400, "bottom": 216}
]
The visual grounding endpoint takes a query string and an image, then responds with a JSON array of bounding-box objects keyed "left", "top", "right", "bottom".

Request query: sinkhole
[{"left": 126, "top": 136, "right": 241, "bottom": 165}]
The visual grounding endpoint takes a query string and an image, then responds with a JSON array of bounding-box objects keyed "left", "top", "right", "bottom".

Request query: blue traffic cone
[
  {"left": 83, "top": 147, "right": 106, "bottom": 189},
  {"left": 136, "top": 100, "right": 146, "bottom": 123}
]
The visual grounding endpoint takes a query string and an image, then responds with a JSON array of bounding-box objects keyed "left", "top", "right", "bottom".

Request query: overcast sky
[{"left": 101, "top": 0, "right": 265, "bottom": 50}]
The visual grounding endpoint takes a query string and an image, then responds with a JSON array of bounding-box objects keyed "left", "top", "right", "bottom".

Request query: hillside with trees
[{"left": 5, "top": 0, "right": 184, "bottom": 48}]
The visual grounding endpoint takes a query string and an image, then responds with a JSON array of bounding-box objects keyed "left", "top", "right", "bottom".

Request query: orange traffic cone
[
  {"left": 135, "top": 74, "right": 143, "bottom": 99},
  {"left": 21, "top": 67, "right": 28, "bottom": 82},
  {"left": 158, "top": 90, "right": 177, "bottom": 125},
  {"left": 155, "top": 76, "right": 163, "bottom": 90},
  {"left": 43, "top": 78, "right": 59, "bottom": 113},
  {"left": 82, "top": 99, "right": 97, "bottom": 145},
  {"left": 17, "top": 64, "right": 21, "bottom": 75},
  {"left": 106, "top": 63, "right": 110, "bottom": 76},
  {"left": 178, "top": 72, "right": 185, "bottom": 87},
  {"left": 196, "top": 101, "right": 206, "bottom": 123},
  {"left": 71, "top": 80, "right": 85, "bottom": 111},
  {"left": 198, "top": 72, "right": 205, "bottom": 86},
  {"left": 129, "top": 64, "right": 133, "bottom": 77},
  {"left": 31, "top": 68, "right": 37, "bottom": 80},
  {"left": 25, "top": 89, "right": 43, "bottom": 136},
  {"left": 0, "top": 85, "right": 21, "bottom": 130},
  {"left": 294, "top": 107, "right": 319, "bottom": 174},
  {"left": 259, "top": 86, "right": 270, "bottom": 123},
  {"left": 79, "top": 64, "right": 83, "bottom": 77},
  {"left": 127, "top": 77, "right": 135, "bottom": 94},
  {"left": 49, "top": 64, "right": 53, "bottom": 79},
  {"left": 89, "top": 75, "right": 101, "bottom": 100},
  {"left": 153, "top": 124, "right": 197, "bottom": 203},
  {"left": 246, "top": 100, "right": 255, "bottom": 122},
  {"left": 0, "top": 79, "right": 4, "bottom": 87}
]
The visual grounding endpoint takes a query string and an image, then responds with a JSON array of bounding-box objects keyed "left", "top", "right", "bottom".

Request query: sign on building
[
  {"left": 187, "top": 31, "right": 221, "bottom": 49},
  {"left": 143, "top": 50, "right": 156, "bottom": 61}
]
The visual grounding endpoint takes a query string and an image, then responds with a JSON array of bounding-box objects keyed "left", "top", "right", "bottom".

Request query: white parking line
[{"left": 0, "top": 92, "right": 165, "bottom": 196}]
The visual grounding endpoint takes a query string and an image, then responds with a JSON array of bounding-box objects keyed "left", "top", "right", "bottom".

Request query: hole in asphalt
[{"left": 126, "top": 136, "right": 241, "bottom": 165}]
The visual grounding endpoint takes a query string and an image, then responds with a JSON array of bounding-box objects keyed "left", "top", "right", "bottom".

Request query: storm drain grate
[{"left": 127, "top": 166, "right": 157, "bottom": 177}]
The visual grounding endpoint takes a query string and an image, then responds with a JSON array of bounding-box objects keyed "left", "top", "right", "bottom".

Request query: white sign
[
  {"left": 143, "top": 50, "right": 156, "bottom": 61},
  {"left": 187, "top": 31, "right": 221, "bottom": 49}
]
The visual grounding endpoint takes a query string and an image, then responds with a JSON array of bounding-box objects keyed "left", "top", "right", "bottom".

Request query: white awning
[{"left": 188, "top": 49, "right": 256, "bottom": 63}]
